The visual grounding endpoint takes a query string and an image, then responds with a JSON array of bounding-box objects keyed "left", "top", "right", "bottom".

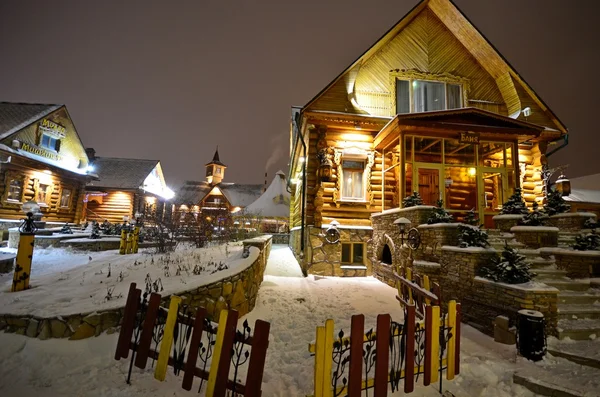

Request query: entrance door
[
  {"left": 478, "top": 168, "right": 508, "bottom": 228},
  {"left": 414, "top": 165, "right": 442, "bottom": 205}
]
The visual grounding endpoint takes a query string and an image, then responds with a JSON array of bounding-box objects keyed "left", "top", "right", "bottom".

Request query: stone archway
[
  {"left": 373, "top": 234, "right": 397, "bottom": 285},
  {"left": 381, "top": 244, "right": 393, "bottom": 265}
]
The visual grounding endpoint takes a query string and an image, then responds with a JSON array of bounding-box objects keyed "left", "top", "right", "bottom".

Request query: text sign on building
[
  {"left": 459, "top": 131, "right": 480, "bottom": 144},
  {"left": 38, "top": 119, "right": 66, "bottom": 139},
  {"left": 20, "top": 142, "right": 63, "bottom": 162}
]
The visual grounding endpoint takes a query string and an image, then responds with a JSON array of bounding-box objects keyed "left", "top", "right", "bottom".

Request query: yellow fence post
[
  {"left": 430, "top": 305, "right": 440, "bottom": 383},
  {"left": 119, "top": 229, "right": 127, "bottom": 255},
  {"left": 314, "top": 326, "right": 326, "bottom": 397},
  {"left": 154, "top": 295, "right": 181, "bottom": 381},
  {"left": 12, "top": 232, "right": 34, "bottom": 292},
  {"left": 423, "top": 275, "right": 431, "bottom": 305},
  {"left": 406, "top": 267, "right": 413, "bottom": 304},
  {"left": 447, "top": 300, "right": 457, "bottom": 380},
  {"left": 132, "top": 226, "right": 140, "bottom": 254},
  {"left": 206, "top": 309, "right": 230, "bottom": 397},
  {"left": 126, "top": 231, "right": 133, "bottom": 254},
  {"left": 322, "top": 319, "right": 334, "bottom": 397}
]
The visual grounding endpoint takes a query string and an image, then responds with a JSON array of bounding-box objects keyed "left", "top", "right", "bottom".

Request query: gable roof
[
  {"left": 569, "top": 173, "right": 600, "bottom": 191},
  {"left": 244, "top": 171, "right": 290, "bottom": 218},
  {"left": 0, "top": 102, "right": 62, "bottom": 140},
  {"left": 87, "top": 157, "right": 159, "bottom": 190},
  {"left": 303, "top": 0, "right": 566, "bottom": 134},
  {"left": 177, "top": 181, "right": 213, "bottom": 205},
  {"left": 219, "top": 183, "right": 263, "bottom": 208}
]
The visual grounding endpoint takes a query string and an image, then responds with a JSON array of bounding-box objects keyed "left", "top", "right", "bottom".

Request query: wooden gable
[{"left": 305, "top": 0, "right": 566, "bottom": 134}]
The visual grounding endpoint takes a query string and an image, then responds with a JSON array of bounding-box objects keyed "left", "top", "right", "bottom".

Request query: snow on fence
[
  {"left": 114, "top": 283, "right": 271, "bottom": 396},
  {"left": 395, "top": 266, "right": 442, "bottom": 319},
  {"left": 307, "top": 302, "right": 461, "bottom": 397}
]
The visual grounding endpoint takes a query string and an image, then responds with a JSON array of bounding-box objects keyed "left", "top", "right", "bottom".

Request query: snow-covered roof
[
  {"left": 564, "top": 189, "right": 600, "bottom": 205},
  {"left": 0, "top": 102, "right": 61, "bottom": 140},
  {"left": 176, "top": 181, "right": 212, "bottom": 204},
  {"left": 244, "top": 171, "right": 290, "bottom": 218},
  {"left": 220, "top": 183, "right": 263, "bottom": 208},
  {"left": 86, "top": 157, "right": 159, "bottom": 190},
  {"left": 569, "top": 173, "right": 600, "bottom": 190}
]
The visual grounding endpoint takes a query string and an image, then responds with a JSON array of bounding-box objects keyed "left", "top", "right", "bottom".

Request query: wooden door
[{"left": 417, "top": 168, "right": 440, "bottom": 205}]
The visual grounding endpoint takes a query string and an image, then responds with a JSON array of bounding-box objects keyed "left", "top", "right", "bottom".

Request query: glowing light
[
  {"left": 43, "top": 169, "right": 52, "bottom": 175},
  {"left": 412, "top": 81, "right": 418, "bottom": 88},
  {"left": 145, "top": 196, "right": 157, "bottom": 205},
  {"left": 299, "top": 156, "right": 305, "bottom": 163},
  {"left": 468, "top": 168, "right": 476, "bottom": 176},
  {"left": 86, "top": 165, "right": 95, "bottom": 173}
]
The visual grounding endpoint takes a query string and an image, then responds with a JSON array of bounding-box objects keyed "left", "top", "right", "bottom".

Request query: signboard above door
[{"left": 459, "top": 131, "right": 480, "bottom": 144}]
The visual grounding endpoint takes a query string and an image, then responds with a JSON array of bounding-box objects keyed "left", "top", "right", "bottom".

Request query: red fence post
[
  {"left": 182, "top": 307, "right": 207, "bottom": 391},
  {"left": 213, "top": 309, "right": 239, "bottom": 397},
  {"left": 424, "top": 305, "right": 432, "bottom": 386},
  {"left": 374, "top": 314, "right": 390, "bottom": 397},
  {"left": 348, "top": 314, "right": 365, "bottom": 397},
  {"left": 455, "top": 303, "right": 461, "bottom": 376},
  {"left": 404, "top": 305, "right": 416, "bottom": 394},
  {"left": 245, "top": 319, "right": 271, "bottom": 397},
  {"left": 134, "top": 293, "right": 162, "bottom": 369},
  {"left": 115, "top": 283, "right": 140, "bottom": 360}
]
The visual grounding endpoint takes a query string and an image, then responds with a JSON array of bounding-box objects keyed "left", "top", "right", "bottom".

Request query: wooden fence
[
  {"left": 308, "top": 302, "right": 461, "bottom": 397},
  {"left": 395, "top": 267, "right": 442, "bottom": 319},
  {"left": 114, "top": 283, "right": 271, "bottom": 396}
]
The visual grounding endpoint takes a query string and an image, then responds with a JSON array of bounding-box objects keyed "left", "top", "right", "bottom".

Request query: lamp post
[
  {"left": 394, "top": 217, "right": 421, "bottom": 250},
  {"left": 12, "top": 211, "right": 37, "bottom": 292},
  {"left": 394, "top": 217, "right": 411, "bottom": 245}
]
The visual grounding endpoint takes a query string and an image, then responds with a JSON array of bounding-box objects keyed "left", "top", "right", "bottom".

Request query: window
[
  {"left": 216, "top": 167, "right": 221, "bottom": 175},
  {"left": 60, "top": 188, "right": 72, "bottom": 208},
  {"left": 8, "top": 179, "right": 23, "bottom": 202},
  {"left": 37, "top": 183, "right": 49, "bottom": 204},
  {"left": 40, "top": 134, "right": 60, "bottom": 151},
  {"left": 341, "top": 243, "right": 365, "bottom": 265},
  {"left": 341, "top": 159, "right": 365, "bottom": 200},
  {"left": 396, "top": 79, "right": 463, "bottom": 114}
]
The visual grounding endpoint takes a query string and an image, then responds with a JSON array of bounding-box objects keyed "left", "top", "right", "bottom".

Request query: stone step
[
  {"left": 559, "top": 291, "right": 600, "bottom": 305},
  {"left": 528, "top": 257, "right": 556, "bottom": 269},
  {"left": 558, "top": 318, "right": 600, "bottom": 340},
  {"left": 558, "top": 304, "right": 600, "bottom": 320},
  {"left": 543, "top": 279, "right": 591, "bottom": 291},
  {"left": 533, "top": 267, "right": 567, "bottom": 279}
]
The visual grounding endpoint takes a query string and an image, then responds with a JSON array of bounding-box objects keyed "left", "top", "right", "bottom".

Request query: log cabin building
[
  {"left": 176, "top": 149, "right": 263, "bottom": 228},
  {"left": 288, "top": 0, "right": 568, "bottom": 276},
  {"left": 0, "top": 102, "right": 91, "bottom": 230},
  {"left": 84, "top": 149, "right": 175, "bottom": 224}
]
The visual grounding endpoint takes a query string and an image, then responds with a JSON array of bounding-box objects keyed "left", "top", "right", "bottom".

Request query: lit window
[
  {"left": 40, "top": 134, "right": 60, "bottom": 151},
  {"left": 8, "top": 179, "right": 23, "bottom": 201},
  {"left": 37, "top": 183, "right": 49, "bottom": 203},
  {"left": 341, "top": 243, "right": 364, "bottom": 265},
  {"left": 216, "top": 167, "right": 221, "bottom": 175},
  {"left": 341, "top": 159, "right": 365, "bottom": 200},
  {"left": 396, "top": 79, "right": 462, "bottom": 114},
  {"left": 60, "top": 188, "right": 72, "bottom": 208}
]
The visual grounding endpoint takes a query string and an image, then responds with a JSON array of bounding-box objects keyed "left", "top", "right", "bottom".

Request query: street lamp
[
  {"left": 394, "top": 217, "right": 421, "bottom": 250},
  {"left": 394, "top": 217, "right": 411, "bottom": 244}
]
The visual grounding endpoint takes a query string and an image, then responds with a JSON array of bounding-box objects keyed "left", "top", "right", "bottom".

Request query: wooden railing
[
  {"left": 115, "top": 283, "right": 271, "bottom": 396},
  {"left": 394, "top": 266, "right": 442, "bottom": 319}
]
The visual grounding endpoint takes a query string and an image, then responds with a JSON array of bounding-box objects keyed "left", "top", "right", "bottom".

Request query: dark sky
[{"left": 1, "top": 0, "right": 599, "bottom": 188}]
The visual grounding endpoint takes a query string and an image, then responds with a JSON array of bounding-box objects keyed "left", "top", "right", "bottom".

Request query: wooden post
[
  {"left": 245, "top": 319, "right": 271, "bottom": 397},
  {"left": 447, "top": 300, "right": 457, "bottom": 380},
  {"left": 430, "top": 305, "right": 440, "bottom": 383},
  {"left": 374, "top": 314, "right": 391, "bottom": 397},
  {"left": 182, "top": 307, "right": 207, "bottom": 391},
  {"left": 119, "top": 229, "right": 127, "bottom": 255},
  {"left": 423, "top": 275, "right": 431, "bottom": 306},
  {"left": 322, "top": 319, "right": 334, "bottom": 397},
  {"left": 12, "top": 232, "right": 34, "bottom": 292},
  {"left": 406, "top": 268, "right": 413, "bottom": 305},
  {"left": 455, "top": 303, "right": 461, "bottom": 376},
  {"left": 314, "top": 325, "right": 326, "bottom": 397},
  {"left": 404, "top": 305, "right": 416, "bottom": 393},
  {"left": 154, "top": 295, "right": 182, "bottom": 381},
  {"left": 132, "top": 226, "right": 140, "bottom": 254},
  {"left": 213, "top": 309, "right": 239, "bottom": 397},
  {"left": 115, "top": 283, "right": 140, "bottom": 360},
  {"left": 134, "top": 293, "right": 161, "bottom": 369},
  {"left": 126, "top": 231, "right": 134, "bottom": 254},
  {"left": 424, "top": 305, "right": 433, "bottom": 386},
  {"left": 348, "top": 315, "right": 364, "bottom": 397}
]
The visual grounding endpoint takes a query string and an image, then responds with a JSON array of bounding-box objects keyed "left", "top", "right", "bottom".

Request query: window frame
[
  {"left": 39, "top": 133, "right": 60, "bottom": 152},
  {"left": 333, "top": 148, "right": 376, "bottom": 207},
  {"left": 341, "top": 157, "right": 366, "bottom": 201},
  {"left": 59, "top": 187, "right": 73, "bottom": 209},
  {"left": 341, "top": 242, "right": 365, "bottom": 265},
  {"left": 2, "top": 172, "right": 27, "bottom": 207}
]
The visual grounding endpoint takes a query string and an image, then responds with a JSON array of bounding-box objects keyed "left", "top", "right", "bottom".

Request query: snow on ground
[
  {"left": 1, "top": 244, "right": 593, "bottom": 396},
  {"left": 0, "top": 242, "right": 254, "bottom": 317}
]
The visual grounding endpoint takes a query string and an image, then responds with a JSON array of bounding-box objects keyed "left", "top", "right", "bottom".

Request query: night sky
[{"left": 1, "top": 0, "right": 598, "bottom": 188}]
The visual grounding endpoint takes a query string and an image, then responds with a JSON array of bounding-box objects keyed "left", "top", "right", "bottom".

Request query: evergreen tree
[
  {"left": 463, "top": 209, "right": 479, "bottom": 226},
  {"left": 403, "top": 191, "right": 424, "bottom": 208},
  {"left": 458, "top": 224, "right": 489, "bottom": 248},
  {"left": 572, "top": 232, "right": 600, "bottom": 251},
  {"left": 426, "top": 199, "right": 454, "bottom": 224},
  {"left": 90, "top": 221, "right": 101, "bottom": 239},
  {"left": 544, "top": 189, "right": 570, "bottom": 216},
  {"left": 478, "top": 243, "right": 534, "bottom": 284},
  {"left": 60, "top": 223, "right": 73, "bottom": 234},
  {"left": 500, "top": 188, "right": 529, "bottom": 215},
  {"left": 520, "top": 202, "right": 547, "bottom": 226},
  {"left": 584, "top": 218, "right": 600, "bottom": 230}
]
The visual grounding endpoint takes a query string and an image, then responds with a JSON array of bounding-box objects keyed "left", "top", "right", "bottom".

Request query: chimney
[
  {"left": 263, "top": 172, "right": 267, "bottom": 193},
  {"left": 85, "top": 148, "right": 96, "bottom": 161}
]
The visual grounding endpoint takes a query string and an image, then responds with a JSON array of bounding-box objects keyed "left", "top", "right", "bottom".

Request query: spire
[{"left": 205, "top": 146, "right": 226, "bottom": 167}]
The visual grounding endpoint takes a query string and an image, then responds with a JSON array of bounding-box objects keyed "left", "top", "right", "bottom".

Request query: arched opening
[{"left": 381, "top": 244, "right": 393, "bottom": 265}]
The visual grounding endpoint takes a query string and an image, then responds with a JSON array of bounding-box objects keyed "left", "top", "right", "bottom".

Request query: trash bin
[{"left": 516, "top": 309, "right": 546, "bottom": 361}]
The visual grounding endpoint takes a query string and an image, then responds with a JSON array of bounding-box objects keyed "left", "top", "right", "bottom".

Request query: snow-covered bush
[
  {"left": 544, "top": 189, "right": 571, "bottom": 216},
  {"left": 499, "top": 188, "right": 528, "bottom": 215},
  {"left": 478, "top": 243, "right": 534, "bottom": 284},
  {"left": 572, "top": 232, "right": 600, "bottom": 251},
  {"left": 426, "top": 199, "right": 454, "bottom": 224},
  {"left": 60, "top": 223, "right": 73, "bottom": 234},
  {"left": 519, "top": 202, "right": 547, "bottom": 226},
  {"left": 403, "top": 191, "right": 423, "bottom": 208},
  {"left": 463, "top": 209, "right": 479, "bottom": 226},
  {"left": 584, "top": 218, "right": 600, "bottom": 230},
  {"left": 458, "top": 224, "right": 489, "bottom": 248}
]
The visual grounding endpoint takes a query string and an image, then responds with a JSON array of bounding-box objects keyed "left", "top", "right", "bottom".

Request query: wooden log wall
[
  {"left": 444, "top": 168, "right": 477, "bottom": 212},
  {"left": 86, "top": 190, "right": 134, "bottom": 224},
  {"left": 519, "top": 143, "right": 544, "bottom": 208}
]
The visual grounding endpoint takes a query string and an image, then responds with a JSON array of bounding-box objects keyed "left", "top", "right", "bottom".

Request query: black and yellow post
[
  {"left": 12, "top": 212, "right": 37, "bottom": 292},
  {"left": 126, "top": 229, "right": 133, "bottom": 254},
  {"left": 119, "top": 227, "right": 127, "bottom": 255},
  {"left": 132, "top": 226, "right": 140, "bottom": 254}
]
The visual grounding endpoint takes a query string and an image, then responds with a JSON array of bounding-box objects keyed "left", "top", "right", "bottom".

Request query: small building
[
  {"left": 556, "top": 174, "right": 600, "bottom": 217},
  {"left": 244, "top": 170, "right": 290, "bottom": 233},
  {"left": 84, "top": 148, "right": 174, "bottom": 224},
  {"left": 0, "top": 102, "right": 92, "bottom": 230},
  {"left": 177, "top": 148, "right": 263, "bottom": 228},
  {"left": 288, "top": 0, "right": 569, "bottom": 276}
]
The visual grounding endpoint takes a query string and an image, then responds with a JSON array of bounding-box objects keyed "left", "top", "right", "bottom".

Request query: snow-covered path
[{"left": 0, "top": 244, "right": 546, "bottom": 396}]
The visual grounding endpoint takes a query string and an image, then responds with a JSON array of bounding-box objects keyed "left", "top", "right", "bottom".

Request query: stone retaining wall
[
  {"left": 510, "top": 226, "right": 559, "bottom": 249},
  {"left": 0, "top": 236, "right": 272, "bottom": 340},
  {"left": 439, "top": 246, "right": 498, "bottom": 302},
  {"left": 493, "top": 215, "right": 524, "bottom": 232},
  {"left": 546, "top": 213, "right": 597, "bottom": 232},
  {"left": 541, "top": 248, "right": 600, "bottom": 278}
]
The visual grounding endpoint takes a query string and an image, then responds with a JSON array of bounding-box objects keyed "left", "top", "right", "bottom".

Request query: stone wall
[
  {"left": 439, "top": 246, "right": 498, "bottom": 302},
  {"left": 415, "top": 224, "right": 460, "bottom": 263},
  {"left": 464, "top": 278, "right": 559, "bottom": 337},
  {"left": 0, "top": 236, "right": 272, "bottom": 340},
  {"left": 270, "top": 233, "right": 289, "bottom": 244},
  {"left": 546, "top": 213, "right": 598, "bottom": 232},
  {"left": 541, "top": 248, "right": 600, "bottom": 278},
  {"left": 510, "top": 226, "right": 559, "bottom": 249},
  {"left": 493, "top": 215, "right": 524, "bottom": 232},
  {"left": 305, "top": 226, "right": 372, "bottom": 277}
]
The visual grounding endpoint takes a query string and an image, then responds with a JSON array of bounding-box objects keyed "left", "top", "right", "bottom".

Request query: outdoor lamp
[{"left": 394, "top": 217, "right": 411, "bottom": 244}]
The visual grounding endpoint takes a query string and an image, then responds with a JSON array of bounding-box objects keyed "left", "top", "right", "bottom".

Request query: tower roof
[{"left": 205, "top": 147, "right": 226, "bottom": 167}]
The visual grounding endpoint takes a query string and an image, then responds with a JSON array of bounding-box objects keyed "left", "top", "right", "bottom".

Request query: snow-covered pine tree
[
  {"left": 463, "top": 209, "right": 479, "bottom": 226},
  {"left": 477, "top": 242, "right": 534, "bottom": 284},
  {"left": 572, "top": 232, "right": 600, "bottom": 251},
  {"left": 60, "top": 223, "right": 73, "bottom": 234},
  {"left": 544, "top": 189, "right": 571, "bottom": 216},
  {"left": 90, "top": 221, "right": 101, "bottom": 239},
  {"left": 458, "top": 224, "right": 489, "bottom": 248},
  {"left": 520, "top": 201, "right": 547, "bottom": 226},
  {"left": 403, "top": 191, "right": 424, "bottom": 208},
  {"left": 499, "top": 188, "right": 529, "bottom": 215},
  {"left": 584, "top": 218, "right": 600, "bottom": 230},
  {"left": 426, "top": 199, "right": 454, "bottom": 224}
]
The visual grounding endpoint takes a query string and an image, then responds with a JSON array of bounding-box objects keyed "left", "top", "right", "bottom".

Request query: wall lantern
[
  {"left": 316, "top": 148, "right": 332, "bottom": 183},
  {"left": 555, "top": 174, "right": 571, "bottom": 197},
  {"left": 394, "top": 217, "right": 421, "bottom": 250},
  {"left": 324, "top": 219, "right": 340, "bottom": 244}
]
